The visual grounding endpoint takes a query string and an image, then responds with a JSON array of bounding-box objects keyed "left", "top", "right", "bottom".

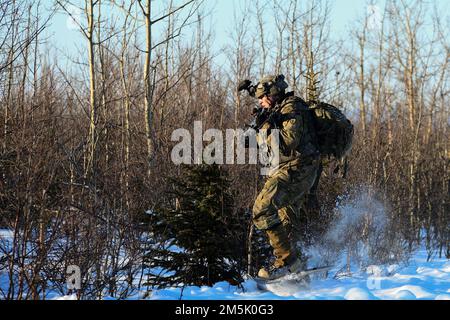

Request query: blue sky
[
  {"left": 46, "top": 1, "right": 374, "bottom": 49},
  {"left": 44, "top": 0, "right": 448, "bottom": 66},
  {"left": 213, "top": 0, "right": 370, "bottom": 36}
]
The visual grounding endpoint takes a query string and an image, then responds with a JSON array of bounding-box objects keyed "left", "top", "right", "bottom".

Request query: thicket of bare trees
[{"left": 0, "top": 0, "right": 448, "bottom": 299}]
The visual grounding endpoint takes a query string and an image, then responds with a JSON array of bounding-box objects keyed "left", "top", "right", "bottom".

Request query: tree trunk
[
  {"left": 87, "top": 0, "right": 97, "bottom": 178},
  {"left": 144, "top": 0, "right": 154, "bottom": 175}
]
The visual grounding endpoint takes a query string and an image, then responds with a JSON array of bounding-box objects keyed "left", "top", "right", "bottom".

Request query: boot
[{"left": 257, "top": 257, "right": 305, "bottom": 280}]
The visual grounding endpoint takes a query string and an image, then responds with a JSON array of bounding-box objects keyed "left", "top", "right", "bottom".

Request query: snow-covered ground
[
  {"left": 2, "top": 189, "right": 449, "bottom": 301},
  {"left": 1, "top": 226, "right": 449, "bottom": 300},
  {"left": 145, "top": 192, "right": 450, "bottom": 300},
  {"left": 147, "top": 248, "right": 450, "bottom": 300}
]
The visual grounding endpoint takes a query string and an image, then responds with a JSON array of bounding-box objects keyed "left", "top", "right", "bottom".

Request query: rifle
[{"left": 248, "top": 106, "right": 282, "bottom": 131}]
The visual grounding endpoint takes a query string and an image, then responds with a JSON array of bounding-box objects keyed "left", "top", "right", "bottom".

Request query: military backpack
[{"left": 308, "top": 101, "right": 354, "bottom": 159}]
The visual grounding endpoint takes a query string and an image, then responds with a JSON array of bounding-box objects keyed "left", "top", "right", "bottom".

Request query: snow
[
  {"left": 2, "top": 189, "right": 448, "bottom": 302},
  {"left": 4, "top": 189, "right": 447, "bottom": 301},
  {"left": 0, "top": 229, "right": 14, "bottom": 238},
  {"left": 394, "top": 290, "right": 416, "bottom": 300},
  {"left": 142, "top": 248, "right": 449, "bottom": 300},
  {"left": 54, "top": 294, "right": 78, "bottom": 300},
  {"left": 1, "top": 221, "right": 449, "bottom": 300},
  {"left": 344, "top": 288, "right": 377, "bottom": 300},
  {"left": 366, "top": 265, "right": 389, "bottom": 276}
]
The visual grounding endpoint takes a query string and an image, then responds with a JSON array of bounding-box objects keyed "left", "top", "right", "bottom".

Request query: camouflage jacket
[{"left": 256, "top": 92, "right": 319, "bottom": 173}]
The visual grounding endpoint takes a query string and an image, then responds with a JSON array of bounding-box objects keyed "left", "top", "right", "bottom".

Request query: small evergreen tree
[{"left": 146, "top": 164, "right": 247, "bottom": 288}]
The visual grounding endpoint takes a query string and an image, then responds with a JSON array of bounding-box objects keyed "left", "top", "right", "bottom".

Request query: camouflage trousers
[{"left": 252, "top": 157, "right": 320, "bottom": 266}]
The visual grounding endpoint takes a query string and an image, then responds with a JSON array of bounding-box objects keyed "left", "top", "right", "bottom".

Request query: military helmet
[{"left": 255, "top": 74, "right": 289, "bottom": 99}]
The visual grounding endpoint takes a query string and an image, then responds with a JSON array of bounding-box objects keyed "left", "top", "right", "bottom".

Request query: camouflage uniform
[{"left": 252, "top": 76, "right": 320, "bottom": 272}]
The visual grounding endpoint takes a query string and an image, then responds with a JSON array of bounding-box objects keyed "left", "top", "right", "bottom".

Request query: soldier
[{"left": 250, "top": 74, "right": 321, "bottom": 280}]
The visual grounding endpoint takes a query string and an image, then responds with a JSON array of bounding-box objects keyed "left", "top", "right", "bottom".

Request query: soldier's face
[{"left": 259, "top": 95, "right": 276, "bottom": 109}]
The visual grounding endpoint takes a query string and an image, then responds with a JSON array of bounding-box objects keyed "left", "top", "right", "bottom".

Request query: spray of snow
[
  {"left": 326, "top": 190, "right": 387, "bottom": 243},
  {"left": 307, "top": 187, "right": 392, "bottom": 270}
]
